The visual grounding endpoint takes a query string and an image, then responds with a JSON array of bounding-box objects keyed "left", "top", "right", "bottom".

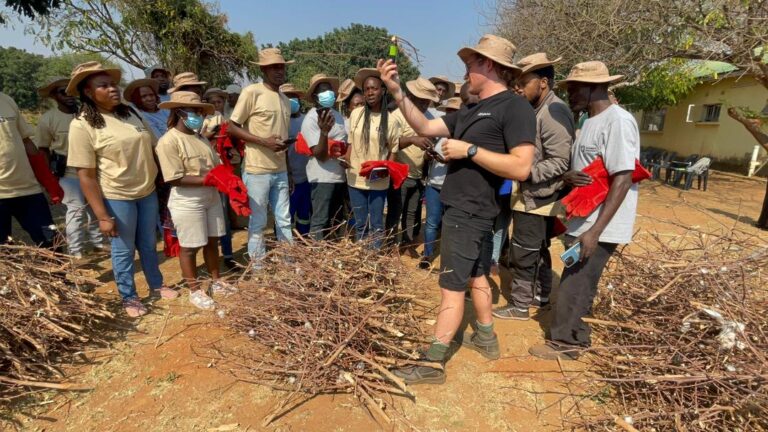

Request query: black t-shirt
[{"left": 440, "top": 90, "right": 537, "bottom": 218}]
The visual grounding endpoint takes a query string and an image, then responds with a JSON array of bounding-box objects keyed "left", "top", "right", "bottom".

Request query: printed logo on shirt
[{"left": 477, "top": 112, "right": 492, "bottom": 117}]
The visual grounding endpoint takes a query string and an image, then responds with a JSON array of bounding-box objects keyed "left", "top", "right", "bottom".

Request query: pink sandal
[
  {"left": 150, "top": 286, "right": 179, "bottom": 300},
  {"left": 123, "top": 298, "right": 147, "bottom": 318}
]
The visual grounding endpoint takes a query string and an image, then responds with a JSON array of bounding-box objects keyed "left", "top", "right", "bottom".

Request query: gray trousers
[
  {"left": 509, "top": 210, "right": 555, "bottom": 309},
  {"left": 309, "top": 182, "right": 346, "bottom": 241},
  {"left": 549, "top": 235, "right": 617, "bottom": 347}
]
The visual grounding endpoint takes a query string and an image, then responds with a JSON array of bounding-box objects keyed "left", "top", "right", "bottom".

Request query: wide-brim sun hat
[
  {"left": 437, "top": 97, "right": 462, "bottom": 112},
  {"left": 123, "top": 78, "right": 160, "bottom": 101},
  {"left": 405, "top": 77, "right": 440, "bottom": 103},
  {"left": 337, "top": 78, "right": 358, "bottom": 103},
  {"left": 428, "top": 75, "right": 456, "bottom": 99},
  {"left": 557, "top": 61, "right": 625, "bottom": 88},
  {"left": 37, "top": 77, "right": 70, "bottom": 97},
  {"left": 253, "top": 47, "right": 295, "bottom": 67},
  {"left": 457, "top": 34, "right": 520, "bottom": 73},
  {"left": 225, "top": 84, "right": 241, "bottom": 94},
  {"left": 354, "top": 68, "right": 381, "bottom": 90},
  {"left": 168, "top": 72, "right": 207, "bottom": 93},
  {"left": 144, "top": 64, "right": 170, "bottom": 78},
  {"left": 306, "top": 74, "right": 340, "bottom": 100},
  {"left": 66, "top": 61, "right": 122, "bottom": 96},
  {"left": 279, "top": 83, "right": 305, "bottom": 99},
  {"left": 158, "top": 90, "right": 215, "bottom": 115},
  {"left": 515, "top": 52, "right": 562, "bottom": 75},
  {"left": 203, "top": 87, "right": 228, "bottom": 100}
]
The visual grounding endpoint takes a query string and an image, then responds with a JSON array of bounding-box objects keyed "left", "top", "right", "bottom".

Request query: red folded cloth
[
  {"left": 203, "top": 165, "right": 251, "bottom": 216},
  {"left": 27, "top": 151, "right": 64, "bottom": 204},
  {"left": 562, "top": 156, "right": 651, "bottom": 219},
  {"left": 215, "top": 122, "right": 244, "bottom": 169},
  {"left": 295, "top": 133, "right": 347, "bottom": 157},
  {"left": 163, "top": 227, "right": 180, "bottom": 257},
  {"left": 359, "top": 160, "right": 409, "bottom": 189}
]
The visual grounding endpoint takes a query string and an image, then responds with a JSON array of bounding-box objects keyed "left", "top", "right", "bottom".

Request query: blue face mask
[
  {"left": 182, "top": 111, "right": 204, "bottom": 131},
  {"left": 317, "top": 90, "right": 336, "bottom": 108},
  {"left": 289, "top": 98, "right": 300, "bottom": 114}
]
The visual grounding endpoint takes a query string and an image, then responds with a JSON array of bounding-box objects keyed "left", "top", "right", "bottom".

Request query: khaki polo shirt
[
  {"left": 37, "top": 108, "right": 78, "bottom": 177},
  {"left": 229, "top": 83, "right": 290, "bottom": 174},
  {"left": 202, "top": 111, "right": 224, "bottom": 136},
  {"left": 510, "top": 183, "right": 564, "bottom": 216},
  {"left": 67, "top": 112, "right": 158, "bottom": 200},
  {"left": 346, "top": 106, "right": 401, "bottom": 191},
  {"left": 0, "top": 92, "right": 41, "bottom": 199},
  {"left": 391, "top": 108, "right": 426, "bottom": 179},
  {"left": 156, "top": 128, "right": 221, "bottom": 181}
]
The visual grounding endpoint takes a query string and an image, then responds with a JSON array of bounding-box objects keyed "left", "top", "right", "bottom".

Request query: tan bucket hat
[
  {"left": 38, "top": 77, "right": 70, "bottom": 97},
  {"left": 279, "top": 83, "right": 305, "bottom": 98},
  {"left": 306, "top": 74, "right": 340, "bottom": 100},
  {"left": 254, "top": 48, "right": 295, "bottom": 67},
  {"left": 66, "top": 61, "right": 122, "bottom": 96},
  {"left": 144, "top": 64, "right": 170, "bottom": 78},
  {"left": 428, "top": 76, "right": 456, "bottom": 98},
  {"left": 405, "top": 77, "right": 439, "bottom": 103},
  {"left": 354, "top": 68, "right": 381, "bottom": 90},
  {"left": 225, "top": 84, "right": 241, "bottom": 94},
  {"left": 123, "top": 78, "right": 159, "bottom": 101},
  {"left": 168, "top": 72, "right": 207, "bottom": 93},
  {"left": 558, "top": 61, "right": 624, "bottom": 87},
  {"left": 516, "top": 53, "right": 562, "bottom": 75},
  {"left": 203, "top": 87, "right": 228, "bottom": 100},
  {"left": 158, "top": 91, "right": 214, "bottom": 115},
  {"left": 337, "top": 78, "right": 358, "bottom": 103},
  {"left": 457, "top": 34, "right": 520, "bottom": 72},
  {"left": 437, "top": 97, "right": 462, "bottom": 112}
]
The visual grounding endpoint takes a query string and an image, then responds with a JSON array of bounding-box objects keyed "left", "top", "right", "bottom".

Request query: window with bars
[
  {"left": 641, "top": 109, "right": 666, "bottom": 131},
  {"left": 701, "top": 104, "right": 722, "bottom": 122}
]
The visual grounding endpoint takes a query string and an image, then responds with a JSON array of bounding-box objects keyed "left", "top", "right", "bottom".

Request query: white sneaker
[
  {"left": 189, "top": 290, "right": 215, "bottom": 310},
  {"left": 211, "top": 280, "right": 238, "bottom": 297}
]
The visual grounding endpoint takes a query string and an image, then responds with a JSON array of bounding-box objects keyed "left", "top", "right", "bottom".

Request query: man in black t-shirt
[{"left": 377, "top": 34, "right": 536, "bottom": 384}]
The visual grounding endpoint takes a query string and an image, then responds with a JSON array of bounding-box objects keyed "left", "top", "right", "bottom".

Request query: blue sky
[{"left": 0, "top": 0, "right": 493, "bottom": 83}]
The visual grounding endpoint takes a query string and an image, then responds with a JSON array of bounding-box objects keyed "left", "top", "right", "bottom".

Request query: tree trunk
[
  {"left": 726, "top": 106, "right": 768, "bottom": 229},
  {"left": 759, "top": 180, "right": 768, "bottom": 230}
]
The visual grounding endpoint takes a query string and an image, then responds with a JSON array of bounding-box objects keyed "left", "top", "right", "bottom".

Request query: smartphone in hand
[
  {"left": 560, "top": 242, "right": 582, "bottom": 268},
  {"left": 369, "top": 167, "right": 390, "bottom": 181}
]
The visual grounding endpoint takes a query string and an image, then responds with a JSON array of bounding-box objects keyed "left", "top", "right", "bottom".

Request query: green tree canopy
[
  {"left": 36, "top": 0, "right": 259, "bottom": 87},
  {"left": 274, "top": 24, "right": 421, "bottom": 92},
  {"left": 1, "top": 0, "right": 61, "bottom": 24}
]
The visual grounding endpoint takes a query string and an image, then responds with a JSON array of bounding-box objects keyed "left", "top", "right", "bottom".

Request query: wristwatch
[{"left": 467, "top": 144, "right": 478, "bottom": 160}]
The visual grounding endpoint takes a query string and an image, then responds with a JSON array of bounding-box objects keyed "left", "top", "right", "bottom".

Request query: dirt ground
[{"left": 6, "top": 171, "right": 768, "bottom": 431}]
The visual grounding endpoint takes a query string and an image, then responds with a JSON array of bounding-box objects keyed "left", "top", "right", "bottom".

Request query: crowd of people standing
[{"left": 0, "top": 34, "right": 642, "bottom": 385}]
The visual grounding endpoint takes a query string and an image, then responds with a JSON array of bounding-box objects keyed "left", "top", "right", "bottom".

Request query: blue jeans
[
  {"left": 347, "top": 186, "right": 386, "bottom": 249},
  {"left": 219, "top": 193, "right": 233, "bottom": 257},
  {"left": 104, "top": 191, "right": 164, "bottom": 300},
  {"left": 492, "top": 194, "right": 512, "bottom": 264},
  {"left": 289, "top": 181, "right": 312, "bottom": 236},
  {"left": 423, "top": 185, "right": 443, "bottom": 258},
  {"left": 242, "top": 171, "right": 293, "bottom": 260}
]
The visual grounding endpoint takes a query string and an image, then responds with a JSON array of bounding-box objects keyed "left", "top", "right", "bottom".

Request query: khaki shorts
[{"left": 168, "top": 186, "right": 226, "bottom": 248}]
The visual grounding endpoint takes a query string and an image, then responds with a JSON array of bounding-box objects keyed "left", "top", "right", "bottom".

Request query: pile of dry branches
[
  {"left": 212, "top": 237, "right": 434, "bottom": 425},
  {"left": 0, "top": 244, "right": 114, "bottom": 402},
  {"left": 576, "top": 226, "right": 768, "bottom": 430}
]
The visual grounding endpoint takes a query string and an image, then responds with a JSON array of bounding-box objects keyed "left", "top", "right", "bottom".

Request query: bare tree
[{"left": 494, "top": 0, "right": 768, "bottom": 227}]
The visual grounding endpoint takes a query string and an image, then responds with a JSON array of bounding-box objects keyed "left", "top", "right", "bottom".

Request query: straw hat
[
  {"left": 405, "top": 77, "right": 439, "bottom": 103},
  {"left": 37, "top": 77, "right": 70, "bottom": 97},
  {"left": 428, "top": 76, "right": 456, "bottom": 98},
  {"left": 437, "top": 97, "right": 462, "bottom": 112},
  {"left": 254, "top": 48, "right": 294, "bottom": 67},
  {"left": 225, "top": 84, "right": 241, "bottom": 94},
  {"left": 144, "top": 64, "right": 170, "bottom": 78},
  {"left": 306, "top": 74, "right": 340, "bottom": 100},
  {"left": 558, "top": 61, "right": 624, "bottom": 88},
  {"left": 203, "top": 87, "right": 228, "bottom": 100},
  {"left": 337, "top": 78, "right": 358, "bottom": 103},
  {"left": 158, "top": 91, "right": 214, "bottom": 115},
  {"left": 168, "top": 72, "right": 207, "bottom": 93},
  {"left": 122, "top": 78, "right": 159, "bottom": 101},
  {"left": 516, "top": 53, "right": 562, "bottom": 75},
  {"left": 457, "top": 34, "right": 520, "bottom": 72},
  {"left": 65, "top": 61, "right": 122, "bottom": 96},
  {"left": 354, "top": 68, "right": 381, "bottom": 90},
  {"left": 454, "top": 82, "right": 463, "bottom": 96},
  {"left": 279, "top": 83, "right": 305, "bottom": 98}
]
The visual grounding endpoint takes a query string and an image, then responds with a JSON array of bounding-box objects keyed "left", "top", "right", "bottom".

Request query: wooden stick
[
  {"left": 0, "top": 376, "right": 92, "bottom": 391},
  {"left": 581, "top": 318, "right": 656, "bottom": 333},
  {"left": 155, "top": 309, "right": 172, "bottom": 349}
]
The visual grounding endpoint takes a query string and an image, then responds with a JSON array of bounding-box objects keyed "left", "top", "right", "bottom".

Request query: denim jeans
[
  {"left": 219, "top": 193, "right": 233, "bottom": 257},
  {"left": 423, "top": 185, "right": 443, "bottom": 258},
  {"left": 60, "top": 176, "right": 104, "bottom": 255},
  {"left": 289, "top": 181, "right": 312, "bottom": 236},
  {"left": 0, "top": 193, "right": 55, "bottom": 247},
  {"left": 242, "top": 171, "right": 293, "bottom": 260},
  {"left": 491, "top": 194, "right": 512, "bottom": 264},
  {"left": 104, "top": 191, "right": 164, "bottom": 300},
  {"left": 348, "top": 186, "right": 386, "bottom": 249}
]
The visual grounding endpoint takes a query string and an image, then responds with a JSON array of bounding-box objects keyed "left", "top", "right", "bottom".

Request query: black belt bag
[{"left": 50, "top": 152, "right": 67, "bottom": 177}]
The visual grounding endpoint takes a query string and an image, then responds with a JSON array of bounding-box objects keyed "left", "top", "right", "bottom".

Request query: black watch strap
[{"left": 467, "top": 144, "right": 478, "bottom": 159}]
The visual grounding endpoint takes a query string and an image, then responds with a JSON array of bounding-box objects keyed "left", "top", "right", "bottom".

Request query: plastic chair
[
  {"left": 682, "top": 157, "right": 711, "bottom": 191},
  {"left": 650, "top": 151, "right": 676, "bottom": 180},
  {"left": 668, "top": 154, "right": 699, "bottom": 185}
]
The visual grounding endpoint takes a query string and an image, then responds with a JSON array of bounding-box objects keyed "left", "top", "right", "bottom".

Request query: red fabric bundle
[
  {"left": 562, "top": 156, "right": 651, "bottom": 219},
  {"left": 215, "top": 122, "right": 244, "bottom": 169},
  {"left": 295, "top": 133, "right": 347, "bottom": 157},
  {"left": 27, "top": 152, "right": 63, "bottom": 204},
  {"left": 203, "top": 165, "right": 251, "bottom": 216},
  {"left": 163, "top": 227, "right": 180, "bottom": 257},
  {"left": 359, "top": 160, "right": 409, "bottom": 189}
]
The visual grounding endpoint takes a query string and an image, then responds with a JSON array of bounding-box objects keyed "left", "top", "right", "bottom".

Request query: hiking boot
[
  {"left": 150, "top": 286, "right": 179, "bottom": 301},
  {"left": 528, "top": 343, "right": 581, "bottom": 361},
  {"left": 461, "top": 331, "right": 501, "bottom": 360},
  {"left": 417, "top": 256, "right": 432, "bottom": 270},
  {"left": 492, "top": 305, "right": 530, "bottom": 320},
  {"left": 391, "top": 364, "right": 446, "bottom": 385},
  {"left": 530, "top": 297, "right": 550, "bottom": 309},
  {"left": 123, "top": 298, "right": 147, "bottom": 318}
]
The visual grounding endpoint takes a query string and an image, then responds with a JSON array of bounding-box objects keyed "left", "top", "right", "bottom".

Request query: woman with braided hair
[{"left": 66, "top": 62, "right": 178, "bottom": 318}]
